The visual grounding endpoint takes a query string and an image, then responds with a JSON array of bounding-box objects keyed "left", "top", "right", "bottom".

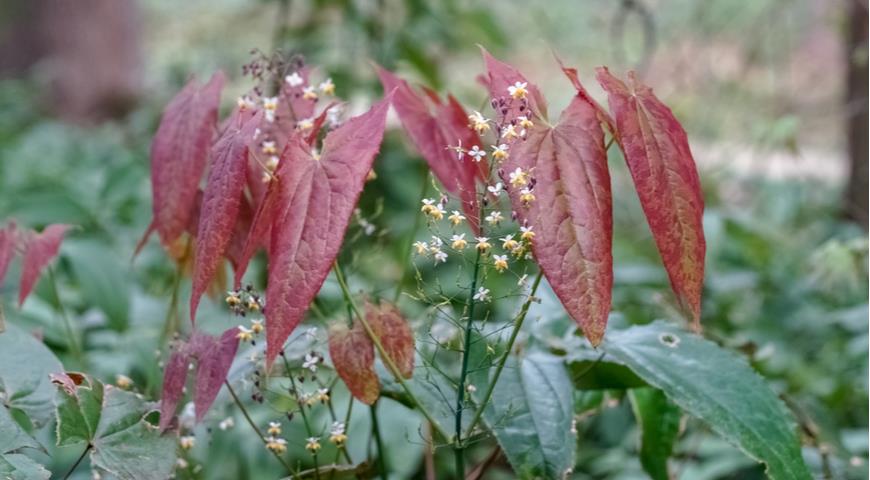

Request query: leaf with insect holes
[
  {"left": 365, "top": 300, "right": 415, "bottom": 378},
  {"left": 158, "top": 347, "right": 190, "bottom": 431},
  {"left": 264, "top": 97, "right": 390, "bottom": 367},
  {"left": 190, "top": 328, "right": 239, "bottom": 423},
  {"left": 329, "top": 321, "right": 379, "bottom": 405},
  {"left": 376, "top": 66, "right": 483, "bottom": 234},
  {"left": 148, "top": 72, "right": 224, "bottom": 251},
  {"left": 0, "top": 222, "right": 17, "bottom": 286},
  {"left": 483, "top": 52, "right": 613, "bottom": 345},
  {"left": 18, "top": 224, "right": 70, "bottom": 306},
  {"left": 596, "top": 68, "right": 706, "bottom": 325},
  {"left": 189, "top": 111, "right": 262, "bottom": 322}
]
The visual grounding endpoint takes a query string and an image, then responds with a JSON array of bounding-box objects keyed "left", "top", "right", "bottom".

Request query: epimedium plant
[{"left": 0, "top": 47, "right": 813, "bottom": 480}]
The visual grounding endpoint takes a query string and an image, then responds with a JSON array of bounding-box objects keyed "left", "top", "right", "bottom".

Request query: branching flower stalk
[{"left": 225, "top": 380, "right": 293, "bottom": 473}]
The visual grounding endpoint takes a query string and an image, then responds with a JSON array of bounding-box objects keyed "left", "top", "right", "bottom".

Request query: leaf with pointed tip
[
  {"left": 18, "top": 224, "right": 69, "bottom": 306},
  {"left": 149, "top": 72, "right": 224, "bottom": 251},
  {"left": 190, "top": 111, "right": 262, "bottom": 321},
  {"left": 158, "top": 347, "right": 190, "bottom": 432},
  {"left": 53, "top": 373, "right": 104, "bottom": 446},
  {"left": 479, "top": 47, "right": 548, "bottom": 121},
  {"left": 190, "top": 328, "right": 238, "bottom": 423},
  {"left": 486, "top": 56, "right": 613, "bottom": 345},
  {"left": 376, "top": 66, "right": 482, "bottom": 233},
  {"left": 365, "top": 300, "right": 414, "bottom": 378},
  {"left": 328, "top": 322, "right": 379, "bottom": 405},
  {"left": 0, "top": 222, "right": 18, "bottom": 286},
  {"left": 264, "top": 97, "right": 390, "bottom": 367},
  {"left": 596, "top": 68, "right": 705, "bottom": 325}
]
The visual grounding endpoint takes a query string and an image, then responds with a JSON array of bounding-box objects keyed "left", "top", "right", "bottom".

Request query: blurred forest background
[{"left": 0, "top": 0, "right": 867, "bottom": 479}]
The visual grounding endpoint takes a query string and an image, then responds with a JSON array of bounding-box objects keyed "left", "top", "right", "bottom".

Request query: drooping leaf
[
  {"left": 0, "top": 323, "right": 64, "bottom": 427},
  {"left": 18, "top": 224, "right": 69, "bottom": 306},
  {"left": 602, "top": 321, "right": 811, "bottom": 480},
  {"left": 190, "top": 327, "right": 239, "bottom": 422},
  {"left": 52, "top": 373, "right": 104, "bottom": 446},
  {"left": 596, "top": 69, "right": 706, "bottom": 325},
  {"left": 264, "top": 97, "right": 390, "bottom": 366},
  {"left": 365, "top": 300, "right": 415, "bottom": 378},
  {"left": 484, "top": 53, "right": 613, "bottom": 345},
  {"left": 0, "top": 222, "right": 18, "bottom": 286},
  {"left": 148, "top": 72, "right": 224, "bottom": 252},
  {"left": 376, "top": 66, "right": 482, "bottom": 233},
  {"left": 158, "top": 347, "right": 190, "bottom": 431},
  {"left": 629, "top": 387, "right": 682, "bottom": 480},
  {"left": 189, "top": 111, "right": 262, "bottom": 321},
  {"left": 329, "top": 322, "right": 379, "bottom": 405},
  {"left": 482, "top": 353, "right": 575, "bottom": 479}
]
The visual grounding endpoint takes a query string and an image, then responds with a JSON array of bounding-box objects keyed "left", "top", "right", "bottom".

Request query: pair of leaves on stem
[
  {"left": 382, "top": 49, "right": 705, "bottom": 343},
  {"left": 0, "top": 222, "right": 70, "bottom": 307},
  {"left": 328, "top": 300, "right": 414, "bottom": 405},
  {"left": 158, "top": 328, "right": 239, "bottom": 431},
  {"left": 146, "top": 69, "right": 392, "bottom": 369}
]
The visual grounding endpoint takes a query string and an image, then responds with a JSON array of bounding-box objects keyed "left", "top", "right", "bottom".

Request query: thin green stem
[
  {"left": 47, "top": 266, "right": 82, "bottom": 362},
  {"left": 332, "top": 263, "right": 449, "bottom": 439},
  {"left": 290, "top": 373, "right": 321, "bottom": 480},
  {"left": 392, "top": 169, "right": 430, "bottom": 303},
  {"left": 370, "top": 403, "right": 388, "bottom": 480},
  {"left": 463, "top": 271, "right": 544, "bottom": 438},
  {"left": 453, "top": 248, "right": 482, "bottom": 479},
  {"left": 225, "top": 381, "right": 293, "bottom": 473}
]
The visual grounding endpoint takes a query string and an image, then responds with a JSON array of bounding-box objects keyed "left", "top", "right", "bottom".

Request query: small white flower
[
  {"left": 517, "top": 273, "right": 528, "bottom": 287},
  {"left": 430, "top": 236, "right": 444, "bottom": 248},
  {"left": 413, "top": 241, "right": 429, "bottom": 255},
  {"left": 297, "top": 117, "right": 314, "bottom": 130},
  {"left": 302, "top": 86, "right": 318, "bottom": 100},
  {"left": 485, "top": 211, "right": 503, "bottom": 226},
  {"left": 319, "top": 78, "right": 335, "bottom": 95},
  {"left": 487, "top": 182, "right": 504, "bottom": 196},
  {"left": 450, "top": 234, "right": 467, "bottom": 250},
  {"left": 237, "top": 96, "right": 256, "bottom": 111},
  {"left": 468, "top": 145, "right": 486, "bottom": 162},
  {"left": 507, "top": 81, "right": 528, "bottom": 99},
  {"left": 263, "top": 96, "right": 279, "bottom": 111},
  {"left": 285, "top": 72, "right": 304, "bottom": 87},
  {"left": 509, "top": 167, "right": 529, "bottom": 188},
  {"left": 330, "top": 421, "right": 346, "bottom": 435},
  {"left": 218, "top": 417, "right": 235, "bottom": 430},
  {"left": 473, "top": 287, "right": 491, "bottom": 302},
  {"left": 433, "top": 249, "right": 448, "bottom": 264},
  {"left": 491, "top": 143, "right": 509, "bottom": 161},
  {"left": 448, "top": 210, "right": 466, "bottom": 226},
  {"left": 466, "top": 384, "right": 477, "bottom": 393},
  {"left": 302, "top": 352, "right": 319, "bottom": 372},
  {"left": 493, "top": 254, "right": 508, "bottom": 272},
  {"left": 501, "top": 124, "right": 519, "bottom": 141}
]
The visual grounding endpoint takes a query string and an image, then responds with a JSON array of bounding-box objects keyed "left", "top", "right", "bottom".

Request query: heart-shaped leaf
[
  {"left": 148, "top": 72, "right": 224, "bottom": 252},
  {"left": 603, "top": 321, "right": 810, "bottom": 480},
  {"left": 596, "top": 69, "right": 706, "bottom": 325},
  {"left": 264, "top": 97, "right": 390, "bottom": 367},
  {"left": 365, "top": 300, "right": 415, "bottom": 379},
  {"left": 329, "top": 321, "right": 379, "bottom": 405}
]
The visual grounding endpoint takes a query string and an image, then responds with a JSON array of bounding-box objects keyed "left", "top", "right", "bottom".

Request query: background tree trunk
[{"left": 844, "top": 0, "right": 868, "bottom": 229}]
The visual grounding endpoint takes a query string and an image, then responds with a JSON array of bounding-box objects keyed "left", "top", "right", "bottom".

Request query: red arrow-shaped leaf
[
  {"left": 158, "top": 347, "right": 190, "bottom": 432},
  {"left": 264, "top": 97, "right": 390, "bottom": 367},
  {"left": 376, "top": 66, "right": 483, "bottom": 233},
  {"left": 190, "top": 327, "right": 239, "bottom": 423},
  {"left": 190, "top": 111, "right": 262, "bottom": 321},
  {"left": 18, "top": 224, "right": 70, "bottom": 306},
  {"left": 149, "top": 72, "right": 224, "bottom": 252},
  {"left": 596, "top": 68, "right": 705, "bottom": 325},
  {"left": 0, "top": 222, "right": 18, "bottom": 286},
  {"left": 483, "top": 53, "right": 613, "bottom": 345}
]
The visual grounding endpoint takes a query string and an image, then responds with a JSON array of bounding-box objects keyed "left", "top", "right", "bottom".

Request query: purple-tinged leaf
[
  {"left": 159, "top": 348, "right": 191, "bottom": 432},
  {"left": 18, "top": 224, "right": 70, "bottom": 306},
  {"left": 365, "top": 300, "right": 414, "bottom": 378},
  {"left": 0, "top": 222, "right": 18, "bottom": 286},
  {"left": 329, "top": 321, "right": 379, "bottom": 405},
  {"left": 190, "top": 328, "right": 239, "bottom": 423}
]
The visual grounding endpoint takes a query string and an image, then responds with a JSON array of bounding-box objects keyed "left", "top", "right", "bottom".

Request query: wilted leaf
[
  {"left": 377, "top": 66, "right": 483, "bottom": 232},
  {"left": 0, "top": 323, "right": 63, "bottom": 427},
  {"left": 629, "top": 387, "right": 682, "bottom": 480},
  {"left": 365, "top": 300, "right": 415, "bottom": 378},
  {"left": 329, "top": 322, "right": 379, "bottom": 405},
  {"left": 484, "top": 53, "right": 613, "bottom": 345},
  {"left": 264, "top": 97, "right": 390, "bottom": 366},
  {"left": 482, "top": 353, "right": 575, "bottom": 479},
  {"left": 596, "top": 69, "right": 706, "bottom": 325},
  {"left": 189, "top": 111, "right": 262, "bottom": 321},
  {"left": 18, "top": 224, "right": 69, "bottom": 306},
  {"left": 603, "top": 321, "right": 811, "bottom": 480},
  {"left": 149, "top": 72, "right": 224, "bottom": 251},
  {"left": 190, "top": 328, "right": 239, "bottom": 423}
]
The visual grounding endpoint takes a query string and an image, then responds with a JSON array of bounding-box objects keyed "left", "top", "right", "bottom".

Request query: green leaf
[
  {"left": 629, "top": 388, "right": 681, "bottom": 480},
  {"left": 567, "top": 350, "right": 647, "bottom": 390},
  {"left": 603, "top": 321, "right": 811, "bottom": 480},
  {"left": 65, "top": 240, "right": 130, "bottom": 331},
  {"left": 482, "top": 353, "right": 575, "bottom": 479},
  {"left": 0, "top": 405, "right": 40, "bottom": 454},
  {"left": 0, "top": 323, "right": 63, "bottom": 427},
  {"left": 0, "top": 454, "right": 50, "bottom": 480},
  {"left": 56, "top": 376, "right": 104, "bottom": 446}
]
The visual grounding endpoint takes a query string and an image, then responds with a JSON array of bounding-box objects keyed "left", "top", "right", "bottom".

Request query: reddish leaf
[
  {"left": 189, "top": 111, "right": 262, "bottom": 321},
  {"left": 159, "top": 347, "right": 191, "bottom": 431},
  {"left": 0, "top": 222, "right": 18, "bottom": 286},
  {"left": 486, "top": 58, "right": 613, "bottom": 346},
  {"left": 18, "top": 224, "right": 70, "bottom": 306},
  {"left": 264, "top": 97, "right": 390, "bottom": 367},
  {"left": 328, "top": 321, "right": 379, "bottom": 405},
  {"left": 190, "top": 328, "right": 239, "bottom": 423},
  {"left": 149, "top": 72, "right": 224, "bottom": 251},
  {"left": 365, "top": 300, "right": 415, "bottom": 378},
  {"left": 479, "top": 47, "right": 548, "bottom": 121},
  {"left": 376, "top": 66, "right": 482, "bottom": 233},
  {"left": 596, "top": 68, "right": 705, "bottom": 325}
]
